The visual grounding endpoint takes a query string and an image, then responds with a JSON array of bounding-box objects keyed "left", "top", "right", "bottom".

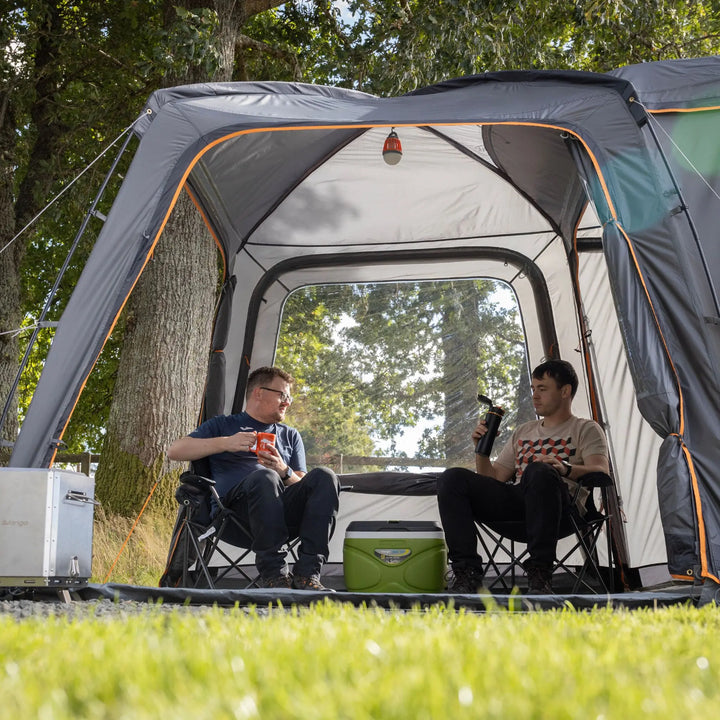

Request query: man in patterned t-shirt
[{"left": 437, "top": 359, "right": 609, "bottom": 594}]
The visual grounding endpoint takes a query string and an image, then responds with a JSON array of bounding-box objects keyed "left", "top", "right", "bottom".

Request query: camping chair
[
  {"left": 160, "top": 461, "right": 299, "bottom": 589},
  {"left": 476, "top": 472, "right": 616, "bottom": 594}
]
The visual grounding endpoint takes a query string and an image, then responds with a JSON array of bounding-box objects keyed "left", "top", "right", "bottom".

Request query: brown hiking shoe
[
  {"left": 292, "top": 574, "right": 335, "bottom": 592},
  {"left": 258, "top": 574, "right": 292, "bottom": 589}
]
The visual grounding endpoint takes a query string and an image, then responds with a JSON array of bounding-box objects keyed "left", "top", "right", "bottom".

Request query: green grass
[
  {"left": 91, "top": 507, "right": 174, "bottom": 586},
  {"left": 1, "top": 601, "right": 719, "bottom": 719}
]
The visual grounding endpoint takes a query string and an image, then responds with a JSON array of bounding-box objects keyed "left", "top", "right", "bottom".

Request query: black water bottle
[{"left": 475, "top": 394, "right": 505, "bottom": 456}]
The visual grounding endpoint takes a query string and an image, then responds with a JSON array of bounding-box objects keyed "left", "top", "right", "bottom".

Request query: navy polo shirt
[{"left": 189, "top": 412, "right": 306, "bottom": 500}]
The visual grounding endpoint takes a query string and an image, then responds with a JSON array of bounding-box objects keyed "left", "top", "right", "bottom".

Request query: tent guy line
[{"left": 0, "top": 121, "right": 139, "bottom": 258}]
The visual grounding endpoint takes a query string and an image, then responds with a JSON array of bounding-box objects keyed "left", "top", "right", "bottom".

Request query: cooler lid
[{"left": 345, "top": 519, "right": 444, "bottom": 538}]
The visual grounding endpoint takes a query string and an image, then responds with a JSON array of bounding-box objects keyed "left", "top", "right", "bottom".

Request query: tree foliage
[
  {"left": 5, "top": 1, "right": 289, "bottom": 456},
  {"left": 275, "top": 285, "right": 377, "bottom": 460},
  {"left": 260, "top": 0, "right": 720, "bottom": 95},
  {"left": 277, "top": 280, "right": 530, "bottom": 466},
  {"left": 1, "top": 1, "right": 161, "bottom": 457}
]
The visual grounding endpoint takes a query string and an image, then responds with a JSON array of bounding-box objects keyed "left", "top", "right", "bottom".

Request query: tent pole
[
  {"left": 0, "top": 128, "right": 136, "bottom": 441},
  {"left": 642, "top": 112, "right": 720, "bottom": 319}
]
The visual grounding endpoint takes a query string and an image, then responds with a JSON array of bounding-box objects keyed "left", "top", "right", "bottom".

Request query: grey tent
[{"left": 8, "top": 57, "right": 720, "bottom": 592}]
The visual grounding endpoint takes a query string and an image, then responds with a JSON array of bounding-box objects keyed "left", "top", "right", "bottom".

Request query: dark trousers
[
  {"left": 436, "top": 461, "right": 573, "bottom": 569},
  {"left": 222, "top": 466, "right": 340, "bottom": 578}
]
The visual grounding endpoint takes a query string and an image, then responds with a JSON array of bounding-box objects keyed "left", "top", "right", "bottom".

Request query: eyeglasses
[{"left": 260, "top": 387, "right": 293, "bottom": 404}]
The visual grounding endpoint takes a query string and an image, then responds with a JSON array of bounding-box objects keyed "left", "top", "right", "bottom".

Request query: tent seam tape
[
  {"left": 648, "top": 105, "right": 720, "bottom": 114},
  {"left": 185, "top": 185, "right": 227, "bottom": 280},
  {"left": 678, "top": 438, "right": 717, "bottom": 583},
  {"left": 168, "top": 120, "right": 621, "bottom": 220}
]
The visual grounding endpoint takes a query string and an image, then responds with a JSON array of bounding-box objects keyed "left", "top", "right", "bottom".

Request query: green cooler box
[{"left": 343, "top": 520, "right": 447, "bottom": 592}]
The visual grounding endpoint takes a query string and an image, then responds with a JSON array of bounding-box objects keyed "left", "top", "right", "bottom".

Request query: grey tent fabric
[
  {"left": 9, "top": 59, "right": 720, "bottom": 586},
  {"left": 611, "top": 57, "right": 720, "bottom": 584}
]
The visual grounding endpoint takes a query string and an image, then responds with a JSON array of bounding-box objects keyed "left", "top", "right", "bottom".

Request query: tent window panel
[{"left": 275, "top": 279, "right": 533, "bottom": 472}]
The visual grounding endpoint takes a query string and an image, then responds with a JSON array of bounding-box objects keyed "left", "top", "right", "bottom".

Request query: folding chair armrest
[
  {"left": 576, "top": 471, "right": 612, "bottom": 489},
  {"left": 179, "top": 470, "right": 216, "bottom": 488},
  {"left": 175, "top": 482, "right": 206, "bottom": 505},
  {"left": 569, "top": 472, "right": 613, "bottom": 515}
]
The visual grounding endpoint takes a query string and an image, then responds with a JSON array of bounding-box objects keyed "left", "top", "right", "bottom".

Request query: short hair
[
  {"left": 246, "top": 366, "right": 294, "bottom": 398},
  {"left": 532, "top": 359, "right": 578, "bottom": 398}
]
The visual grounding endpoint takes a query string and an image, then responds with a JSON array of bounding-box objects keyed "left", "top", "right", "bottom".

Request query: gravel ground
[{"left": 0, "top": 595, "right": 266, "bottom": 620}]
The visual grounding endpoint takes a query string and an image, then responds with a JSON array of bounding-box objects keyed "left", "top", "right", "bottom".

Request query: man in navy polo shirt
[{"left": 168, "top": 366, "right": 339, "bottom": 590}]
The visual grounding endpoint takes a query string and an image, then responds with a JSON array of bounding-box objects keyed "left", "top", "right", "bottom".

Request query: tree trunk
[
  {"left": 0, "top": 118, "right": 20, "bottom": 458},
  {"left": 94, "top": 192, "right": 217, "bottom": 515},
  {"left": 95, "top": 0, "right": 287, "bottom": 515},
  {"left": 441, "top": 282, "right": 483, "bottom": 468},
  {"left": 515, "top": 348, "right": 535, "bottom": 424}
]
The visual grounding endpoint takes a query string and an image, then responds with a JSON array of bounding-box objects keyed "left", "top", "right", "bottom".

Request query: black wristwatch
[
  {"left": 561, "top": 460, "right": 572, "bottom": 477},
  {"left": 283, "top": 465, "right": 293, "bottom": 481}
]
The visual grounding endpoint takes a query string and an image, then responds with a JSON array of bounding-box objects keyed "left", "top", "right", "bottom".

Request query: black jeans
[
  {"left": 222, "top": 466, "right": 340, "bottom": 578},
  {"left": 436, "top": 461, "right": 573, "bottom": 569}
]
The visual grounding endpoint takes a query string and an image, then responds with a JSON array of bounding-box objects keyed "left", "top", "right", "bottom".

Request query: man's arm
[
  {"left": 563, "top": 453, "right": 609, "bottom": 481},
  {"left": 167, "top": 431, "right": 257, "bottom": 462},
  {"left": 257, "top": 444, "right": 306, "bottom": 485},
  {"left": 534, "top": 452, "right": 609, "bottom": 479},
  {"left": 556, "top": 421, "right": 610, "bottom": 479}
]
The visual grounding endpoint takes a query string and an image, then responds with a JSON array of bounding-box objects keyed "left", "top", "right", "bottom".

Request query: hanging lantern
[{"left": 382, "top": 128, "right": 402, "bottom": 165}]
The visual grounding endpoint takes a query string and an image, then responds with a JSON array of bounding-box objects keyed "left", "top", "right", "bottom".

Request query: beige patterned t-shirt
[{"left": 494, "top": 415, "right": 607, "bottom": 510}]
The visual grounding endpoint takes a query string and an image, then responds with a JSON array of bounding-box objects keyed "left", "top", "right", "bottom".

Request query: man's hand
[
  {"left": 533, "top": 454, "right": 566, "bottom": 475},
  {"left": 471, "top": 419, "right": 488, "bottom": 445},
  {"left": 531, "top": 453, "right": 609, "bottom": 480},
  {"left": 471, "top": 418, "right": 514, "bottom": 483},
  {"left": 224, "top": 431, "right": 258, "bottom": 453},
  {"left": 472, "top": 419, "right": 499, "bottom": 480},
  {"left": 257, "top": 444, "right": 298, "bottom": 483}
]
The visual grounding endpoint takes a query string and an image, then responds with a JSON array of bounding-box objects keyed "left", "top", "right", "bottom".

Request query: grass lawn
[{"left": 1, "top": 600, "right": 719, "bottom": 719}]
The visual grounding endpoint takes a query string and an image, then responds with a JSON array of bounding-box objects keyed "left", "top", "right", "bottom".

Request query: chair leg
[
  {"left": 176, "top": 518, "right": 218, "bottom": 588},
  {"left": 175, "top": 510, "right": 326, "bottom": 590},
  {"left": 474, "top": 505, "right": 616, "bottom": 595},
  {"left": 200, "top": 514, "right": 255, "bottom": 588},
  {"left": 286, "top": 537, "right": 301, "bottom": 564},
  {"left": 476, "top": 527, "right": 509, "bottom": 590},
  {"left": 582, "top": 514, "right": 615, "bottom": 594},
  {"left": 554, "top": 516, "right": 611, "bottom": 593},
  {"left": 601, "top": 488, "right": 615, "bottom": 593},
  {"left": 475, "top": 524, "right": 528, "bottom": 591}
]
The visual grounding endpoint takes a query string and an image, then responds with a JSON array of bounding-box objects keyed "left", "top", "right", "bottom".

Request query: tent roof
[
  {"left": 612, "top": 56, "right": 720, "bottom": 109},
  {"left": 132, "top": 70, "right": 643, "bottom": 271}
]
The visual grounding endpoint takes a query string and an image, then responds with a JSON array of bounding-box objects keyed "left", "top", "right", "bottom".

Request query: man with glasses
[{"left": 168, "top": 366, "right": 340, "bottom": 591}]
